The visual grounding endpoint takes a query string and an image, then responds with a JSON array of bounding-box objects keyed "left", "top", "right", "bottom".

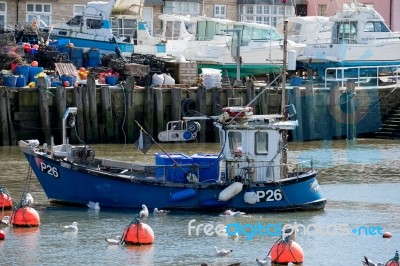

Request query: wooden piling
[
  {"left": 87, "top": 75, "right": 99, "bottom": 142},
  {"left": 246, "top": 78, "right": 255, "bottom": 109},
  {"left": 155, "top": 88, "right": 164, "bottom": 138},
  {"left": 125, "top": 76, "right": 136, "bottom": 143},
  {"left": 258, "top": 87, "right": 269, "bottom": 115},
  {"left": 292, "top": 87, "right": 303, "bottom": 141},
  {"left": 196, "top": 86, "right": 206, "bottom": 142},
  {"left": 328, "top": 82, "right": 342, "bottom": 138},
  {"left": 170, "top": 88, "right": 181, "bottom": 121},
  {"left": 72, "top": 86, "right": 85, "bottom": 144},
  {"left": 304, "top": 81, "right": 315, "bottom": 140},
  {"left": 0, "top": 88, "right": 10, "bottom": 146},
  {"left": 346, "top": 80, "right": 357, "bottom": 139},
  {"left": 144, "top": 86, "right": 155, "bottom": 137},
  {"left": 37, "top": 78, "right": 51, "bottom": 145},
  {"left": 55, "top": 86, "right": 66, "bottom": 144},
  {"left": 101, "top": 85, "right": 114, "bottom": 142},
  {"left": 212, "top": 87, "right": 221, "bottom": 141}
]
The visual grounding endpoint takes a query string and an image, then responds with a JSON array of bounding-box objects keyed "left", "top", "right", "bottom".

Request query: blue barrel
[
  {"left": 171, "top": 188, "right": 196, "bottom": 202},
  {"left": 70, "top": 48, "right": 83, "bottom": 59},
  {"left": 71, "top": 59, "right": 83, "bottom": 69},
  {"left": 105, "top": 76, "right": 119, "bottom": 85},
  {"left": 15, "top": 65, "right": 30, "bottom": 85},
  {"left": 3, "top": 76, "right": 17, "bottom": 87},
  {"left": 28, "top": 67, "right": 44, "bottom": 83},
  {"left": 87, "top": 49, "right": 101, "bottom": 67},
  {"left": 16, "top": 76, "right": 26, "bottom": 87}
]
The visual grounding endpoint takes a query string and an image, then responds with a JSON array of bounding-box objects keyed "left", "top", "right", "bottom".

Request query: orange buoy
[
  {"left": 11, "top": 207, "right": 40, "bottom": 227},
  {"left": 0, "top": 192, "right": 13, "bottom": 209},
  {"left": 385, "top": 251, "right": 399, "bottom": 266},
  {"left": 0, "top": 229, "right": 5, "bottom": 240},
  {"left": 270, "top": 240, "right": 304, "bottom": 264},
  {"left": 383, "top": 232, "right": 392, "bottom": 238},
  {"left": 122, "top": 222, "right": 154, "bottom": 245}
]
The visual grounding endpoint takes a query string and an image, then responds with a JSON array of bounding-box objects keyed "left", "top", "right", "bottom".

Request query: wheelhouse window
[
  {"left": 87, "top": 19, "right": 102, "bottom": 29},
  {"left": 255, "top": 132, "right": 268, "bottom": 155},
  {"left": 66, "top": 16, "right": 82, "bottom": 26},
  {"left": 26, "top": 3, "right": 51, "bottom": 27},
  {"left": 364, "top": 21, "right": 390, "bottom": 32},
  {"left": 228, "top": 131, "right": 242, "bottom": 155}
]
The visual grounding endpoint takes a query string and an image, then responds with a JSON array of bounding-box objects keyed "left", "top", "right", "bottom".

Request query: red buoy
[
  {"left": 11, "top": 207, "right": 40, "bottom": 227},
  {"left": 0, "top": 229, "right": 5, "bottom": 240},
  {"left": 0, "top": 192, "right": 13, "bottom": 209},
  {"left": 270, "top": 240, "right": 304, "bottom": 264},
  {"left": 122, "top": 223, "right": 154, "bottom": 245}
]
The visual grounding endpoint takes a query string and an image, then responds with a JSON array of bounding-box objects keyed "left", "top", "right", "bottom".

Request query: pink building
[{"left": 305, "top": 0, "right": 400, "bottom": 32}]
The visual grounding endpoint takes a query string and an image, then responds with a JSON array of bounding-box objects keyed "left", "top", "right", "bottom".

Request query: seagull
[
  {"left": 1, "top": 215, "right": 10, "bottom": 225},
  {"left": 136, "top": 204, "right": 149, "bottom": 223},
  {"left": 256, "top": 255, "right": 271, "bottom": 266},
  {"left": 21, "top": 193, "right": 34, "bottom": 207},
  {"left": 362, "top": 256, "right": 384, "bottom": 266},
  {"left": 153, "top": 208, "right": 170, "bottom": 215},
  {"left": 87, "top": 201, "right": 100, "bottom": 210},
  {"left": 213, "top": 246, "right": 232, "bottom": 256},
  {"left": 62, "top": 222, "right": 78, "bottom": 231},
  {"left": 105, "top": 235, "right": 121, "bottom": 245},
  {"left": 223, "top": 209, "right": 246, "bottom": 217}
]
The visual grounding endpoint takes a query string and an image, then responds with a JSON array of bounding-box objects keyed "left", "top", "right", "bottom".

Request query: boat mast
[{"left": 281, "top": 0, "right": 287, "bottom": 115}]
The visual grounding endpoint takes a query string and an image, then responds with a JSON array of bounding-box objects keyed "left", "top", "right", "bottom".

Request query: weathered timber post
[
  {"left": 170, "top": 88, "right": 181, "bottom": 121},
  {"left": 212, "top": 87, "right": 221, "bottom": 142},
  {"left": 37, "top": 78, "right": 51, "bottom": 145},
  {"left": 101, "top": 85, "right": 114, "bottom": 142},
  {"left": 246, "top": 78, "right": 255, "bottom": 110},
  {"left": 258, "top": 87, "right": 269, "bottom": 115},
  {"left": 0, "top": 88, "right": 10, "bottom": 145},
  {"left": 144, "top": 86, "right": 155, "bottom": 137},
  {"left": 292, "top": 86, "right": 303, "bottom": 141},
  {"left": 55, "top": 86, "right": 66, "bottom": 143},
  {"left": 346, "top": 80, "right": 357, "bottom": 139},
  {"left": 87, "top": 75, "right": 98, "bottom": 142},
  {"left": 72, "top": 85, "right": 85, "bottom": 144},
  {"left": 328, "top": 81, "right": 342, "bottom": 138},
  {"left": 196, "top": 86, "right": 206, "bottom": 143},
  {"left": 155, "top": 88, "right": 164, "bottom": 138},
  {"left": 125, "top": 76, "right": 135, "bottom": 143},
  {"left": 304, "top": 81, "right": 315, "bottom": 140}
]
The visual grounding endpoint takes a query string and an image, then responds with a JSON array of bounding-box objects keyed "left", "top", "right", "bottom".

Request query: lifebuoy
[
  {"left": 183, "top": 131, "right": 193, "bottom": 140},
  {"left": 181, "top": 98, "right": 197, "bottom": 116},
  {"left": 187, "top": 121, "right": 201, "bottom": 133}
]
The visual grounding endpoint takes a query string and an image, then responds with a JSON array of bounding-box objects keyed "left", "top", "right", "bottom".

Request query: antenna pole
[{"left": 281, "top": 1, "right": 288, "bottom": 115}]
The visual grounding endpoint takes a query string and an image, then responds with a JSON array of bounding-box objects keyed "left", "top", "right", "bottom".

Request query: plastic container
[
  {"left": 155, "top": 153, "right": 193, "bottom": 182},
  {"left": 105, "top": 76, "right": 119, "bottom": 86},
  {"left": 191, "top": 154, "right": 219, "bottom": 182},
  {"left": 16, "top": 76, "right": 26, "bottom": 87},
  {"left": 70, "top": 48, "right": 83, "bottom": 59},
  {"left": 60, "top": 75, "right": 76, "bottom": 86},
  {"left": 15, "top": 65, "right": 30, "bottom": 85},
  {"left": 3, "top": 76, "right": 17, "bottom": 87},
  {"left": 290, "top": 77, "right": 302, "bottom": 86},
  {"left": 28, "top": 67, "right": 44, "bottom": 83},
  {"left": 71, "top": 59, "right": 83, "bottom": 69}
]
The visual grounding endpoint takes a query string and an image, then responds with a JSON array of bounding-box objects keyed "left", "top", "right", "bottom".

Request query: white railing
[{"left": 324, "top": 65, "right": 400, "bottom": 88}]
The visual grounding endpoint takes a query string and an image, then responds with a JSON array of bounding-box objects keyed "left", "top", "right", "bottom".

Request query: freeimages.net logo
[{"left": 188, "top": 219, "right": 384, "bottom": 240}]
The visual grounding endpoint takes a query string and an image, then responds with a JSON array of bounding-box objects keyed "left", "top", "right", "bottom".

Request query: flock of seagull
[{"left": 2, "top": 196, "right": 395, "bottom": 265}]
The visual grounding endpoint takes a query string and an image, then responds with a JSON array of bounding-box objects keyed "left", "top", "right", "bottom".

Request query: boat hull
[{"left": 23, "top": 151, "right": 326, "bottom": 212}]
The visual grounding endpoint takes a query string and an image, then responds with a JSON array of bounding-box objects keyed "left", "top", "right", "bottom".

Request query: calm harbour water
[{"left": 1, "top": 139, "right": 400, "bottom": 266}]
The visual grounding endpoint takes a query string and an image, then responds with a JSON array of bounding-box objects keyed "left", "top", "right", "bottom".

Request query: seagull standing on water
[
  {"left": 213, "top": 246, "right": 233, "bottom": 256},
  {"left": 62, "top": 222, "right": 78, "bottom": 231},
  {"left": 1, "top": 216, "right": 10, "bottom": 225},
  {"left": 256, "top": 255, "right": 271, "bottom": 266},
  {"left": 105, "top": 235, "right": 121, "bottom": 245},
  {"left": 153, "top": 208, "right": 170, "bottom": 215}
]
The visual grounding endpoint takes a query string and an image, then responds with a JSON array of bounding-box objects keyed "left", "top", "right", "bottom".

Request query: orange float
[
  {"left": 0, "top": 192, "right": 13, "bottom": 209},
  {"left": 383, "top": 232, "right": 392, "bottom": 238},
  {"left": 0, "top": 229, "right": 5, "bottom": 240},
  {"left": 122, "top": 222, "right": 154, "bottom": 245},
  {"left": 385, "top": 251, "right": 399, "bottom": 266},
  {"left": 11, "top": 207, "right": 40, "bottom": 227},
  {"left": 270, "top": 240, "right": 304, "bottom": 264}
]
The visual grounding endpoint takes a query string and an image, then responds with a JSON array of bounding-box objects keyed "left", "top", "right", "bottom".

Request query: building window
[
  {"left": 26, "top": 3, "right": 52, "bottom": 27},
  {"left": 73, "top": 5, "right": 85, "bottom": 16},
  {"left": 214, "top": 5, "right": 226, "bottom": 19},
  {"left": 112, "top": 18, "right": 137, "bottom": 40},
  {"left": 0, "top": 2, "right": 6, "bottom": 29},
  {"left": 319, "top": 4, "right": 327, "bottom": 16},
  {"left": 239, "top": 4, "right": 294, "bottom": 27},
  {"left": 164, "top": 1, "right": 200, "bottom": 15}
]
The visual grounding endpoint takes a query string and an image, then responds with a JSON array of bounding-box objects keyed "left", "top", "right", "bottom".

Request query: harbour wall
[{"left": 0, "top": 76, "right": 399, "bottom": 146}]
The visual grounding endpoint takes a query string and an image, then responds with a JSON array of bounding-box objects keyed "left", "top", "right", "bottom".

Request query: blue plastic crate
[
  {"left": 155, "top": 153, "right": 193, "bottom": 182},
  {"left": 191, "top": 154, "right": 219, "bottom": 182}
]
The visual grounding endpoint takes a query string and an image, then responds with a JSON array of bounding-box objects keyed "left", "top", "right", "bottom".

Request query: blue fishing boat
[
  {"left": 18, "top": 14, "right": 326, "bottom": 212},
  {"left": 49, "top": 0, "right": 143, "bottom": 56}
]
